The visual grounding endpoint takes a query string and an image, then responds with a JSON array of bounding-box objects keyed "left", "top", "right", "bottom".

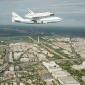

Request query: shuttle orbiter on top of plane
[
  {"left": 12, "top": 9, "right": 62, "bottom": 24},
  {"left": 25, "top": 9, "right": 54, "bottom": 19}
]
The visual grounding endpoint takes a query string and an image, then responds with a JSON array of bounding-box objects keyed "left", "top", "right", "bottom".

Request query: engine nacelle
[
  {"left": 37, "top": 20, "right": 47, "bottom": 24},
  {"left": 42, "top": 21, "right": 47, "bottom": 24}
]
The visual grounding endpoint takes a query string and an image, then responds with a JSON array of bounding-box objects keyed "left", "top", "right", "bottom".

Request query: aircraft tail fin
[{"left": 12, "top": 12, "right": 23, "bottom": 22}]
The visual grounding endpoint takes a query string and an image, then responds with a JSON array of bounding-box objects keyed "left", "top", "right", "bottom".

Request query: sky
[{"left": 0, "top": 0, "right": 85, "bottom": 27}]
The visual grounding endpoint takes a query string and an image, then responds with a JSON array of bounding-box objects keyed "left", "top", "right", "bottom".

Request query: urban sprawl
[{"left": 0, "top": 36, "right": 85, "bottom": 85}]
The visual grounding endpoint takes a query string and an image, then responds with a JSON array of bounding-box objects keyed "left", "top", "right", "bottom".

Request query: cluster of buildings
[
  {"left": 0, "top": 42, "right": 55, "bottom": 85},
  {"left": 0, "top": 45, "right": 6, "bottom": 65},
  {"left": 9, "top": 42, "right": 54, "bottom": 63},
  {"left": 0, "top": 36, "right": 85, "bottom": 85},
  {"left": 72, "top": 61, "right": 85, "bottom": 70},
  {"left": 42, "top": 36, "right": 72, "bottom": 58},
  {"left": 43, "top": 61, "right": 80, "bottom": 85},
  {"left": 52, "top": 41, "right": 71, "bottom": 52},
  {"left": 9, "top": 42, "right": 33, "bottom": 52},
  {"left": 42, "top": 36, "right": 85, "bottom": 60},
  {"left": 71, "top": 38, "right": 85, "bottom": 60}
]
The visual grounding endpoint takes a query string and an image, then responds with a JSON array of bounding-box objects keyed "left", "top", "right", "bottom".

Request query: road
[
  {"left": 28, "top": 36, "right": 66, "bottom": 59},
  {"left": 41, "top": 41, "right": 66, "bottom": 59}
]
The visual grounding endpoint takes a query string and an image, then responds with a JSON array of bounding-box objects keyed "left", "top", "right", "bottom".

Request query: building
[
  {"left": 72, "top": 61, "right": 85, "bottom": 70},
  {"left": 43, "top": 61, "right": 80, "bottom": 85},
  {"left": 58, "top": 76, "right": 80, "bottom": 85}
]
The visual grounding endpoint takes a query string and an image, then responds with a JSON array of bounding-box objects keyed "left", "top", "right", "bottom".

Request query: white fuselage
[
  {"left": 15, "top": 19, "right": 34, "bottom": 24},
  {"left": 38, "top": 17, "right": 62, "bottom": 23}
]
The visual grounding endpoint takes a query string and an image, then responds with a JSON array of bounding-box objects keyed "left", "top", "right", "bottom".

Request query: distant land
[{"left": 0, "top": 25, "right": 85, "bottom": 37}]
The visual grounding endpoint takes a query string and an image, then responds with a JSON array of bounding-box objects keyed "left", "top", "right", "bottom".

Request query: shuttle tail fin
[
  {"left": 12, "top": 12, "right": 23, "bottom": 22},
  {"left": 27, "top": 9, "right": 34, "bottom": 14}
]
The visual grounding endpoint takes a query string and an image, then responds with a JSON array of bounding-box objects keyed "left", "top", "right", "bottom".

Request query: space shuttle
[
  {"left": 12, "top": 9, "right": 62, "bottom": 24},
  {"left": 25, "top": 9, "right": 54, "bottom": 18}
]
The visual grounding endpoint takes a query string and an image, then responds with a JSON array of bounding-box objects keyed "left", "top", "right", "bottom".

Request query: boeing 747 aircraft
[{"left": 12, "top": 9, "right": 62, "bottom": 24}]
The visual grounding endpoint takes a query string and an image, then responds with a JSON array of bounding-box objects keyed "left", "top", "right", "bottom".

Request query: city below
[
  {"left": 0, "top": 0, "right": 85, "bottom": 84},
  {"left": 0, "top": 35, "right": 85, "bottom": 85}
]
